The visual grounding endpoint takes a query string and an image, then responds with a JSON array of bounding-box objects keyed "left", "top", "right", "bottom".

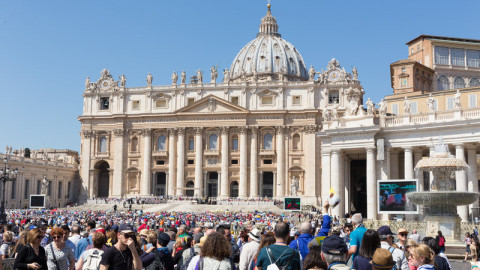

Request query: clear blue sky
[{"left": 1, "top": 0, "right": 478, "bottom": 152}]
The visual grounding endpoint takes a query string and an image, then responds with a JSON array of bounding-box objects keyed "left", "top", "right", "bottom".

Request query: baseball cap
[
  {"left": 157, "top": 232, "right": 170, "bottom": 247},
  {"left": 321, "top": 235, "right": 347, "bottom": 255},
  {"left": 377, "top": 225, "right": 393, "bottom": 236},
  {"left": 119, "top": 224, "right": 134, "bottom": 234}
]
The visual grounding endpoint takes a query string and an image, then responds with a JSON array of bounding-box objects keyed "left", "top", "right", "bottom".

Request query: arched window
[
  {"left": 454, "top": 76, "right": 465, "bottom": 89},
  {"left": 188, "top": 135, "right": 195, "bottom": 151},
  {"left": 263, "top": 133, "right": 273, "bottom": 150},
  {"left": 157, "top": 135, "right": 166, "bottom": 151},
  {"left": 292, "top": 134, "right": 301, "bottom": 150},
  {"left": 470, "top": 78, "right": 480, "bottom": 87},
  {"left": 99, "top": 136, "right": 108, "bottom": 153},
  {"left": 186, "top": 181, "right": 194, "bottom": 197},
  {"left": 230, "top": 181, "right": 239, "bottom": 198},
  {"left": 438, "top": 75, "right": 449, "bottom": 91},
  {"left": 209, "top": 134, "right": 218, "bottom": 150},
  {"left": 232, "top": 135, "right": 239, "bottom": 150},
  {"left": 130, "top": 137, "right": 138, "bottom": 152}
]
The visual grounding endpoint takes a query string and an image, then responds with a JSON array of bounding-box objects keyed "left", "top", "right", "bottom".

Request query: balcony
[
  {"left": 96, "top": 152, "right": 109, "bottom": 158},
  {"left": 152, "top": 150, "right": 168, "bottom": 157},
  {"left": 259, "top": 149, "right": 275, "bottom": 156},
  {"left": 204, "top": 149, "right": 220, "bottom": 156}
]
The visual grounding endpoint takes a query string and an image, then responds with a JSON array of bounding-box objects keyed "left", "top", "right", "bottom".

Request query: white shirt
[{"left": 380, "top": 241, "right": 409, "bottom": 270}]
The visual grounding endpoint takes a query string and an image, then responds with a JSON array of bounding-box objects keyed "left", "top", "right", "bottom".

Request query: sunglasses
[
  {"left": 122, "top": 233, "right": 135, "bottom": 239},
  {"left": 399, "top": 233, "right": 408, "bottom": 236}
]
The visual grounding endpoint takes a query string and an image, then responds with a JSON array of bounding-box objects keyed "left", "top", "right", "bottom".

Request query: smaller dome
[{"left": 228, "top": 5, "right": 308, "bottom": 82}]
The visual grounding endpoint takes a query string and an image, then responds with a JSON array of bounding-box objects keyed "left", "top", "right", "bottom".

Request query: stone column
[
  {"left": 276, "top": 126, "right": 285, "bottom": 197},
  {"left": 379, "top": 148, "right": 390, "bottom": 180},
  {"left": 239, "top": 127, "right": 248, "bottom": 198},
  {"left": 80, "top": 131, "right": 93, "bottom": 202},
  {"left": 168, "top": 129, "right": 176, "bottom": 196},
  {"left": 89, "top": 170, "right": 96, "bottom": 198},
  {"left": 390, "top": 150, "right": 399, "bottom": 179},
  {"left": 259, "top": 171, "right": 263, "bottom": 197},
  {"left": 404, "top": 147, "right": 414, "bottom": 179},
  {"left": 194, "top": 128, "right": 203, "bottom": 196},
  {"left": 414, "top": 149, "right": 424, "bottom": 191},
  {"left": 429, "top": 147, "right": 435, "bottom": 189},
  {"left": 250, "top": 127, "right": 258, "bottom": 198},
  {"left": 467, "top": 147, "right": 479, "bottom": 209},
  {"left": 176, "top": 128, "right": 185, "bottom": 195},
  {"left": 366, "top": 147, "right": 377, "bottom": 220},
  {"left": 304, "top": 126, "right": 317, "bottom": 199},
  {"left": 456, "top": 144, "right": 468, "bottom": 221},
  {"left": 331, "top": 149, "right": 341, "bottom": 218},
  {"left": 112, "top": 129, "right": 125, "bottom": 197},
  {"left": 203, "top": 171, "right": 207, "bottom": 197},
  {"left": 344, "top": 156, "right": 351, "bottom": 215},
  {"left": 141, "top": 129, "right": 152, "bottom": 196},
  {"left": 321, "top": 150, "right": 331, "bottom": 204},
  {"left": 220, "top": 127, "right": 229, "bottom": 197}
]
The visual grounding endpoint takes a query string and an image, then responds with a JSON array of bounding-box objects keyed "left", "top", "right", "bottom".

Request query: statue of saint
[
  {"left": 210, "top": 66, "right": 218, "bottom": 83},
  {"left": 223, "top": 69, "right": 230, "bottom": 82},
  {"left": 427, "top": 94, "right": 435, "bottom": 112},
  {"left": 454, "top": 90, "right": 462, "bottom": 109},
  {"left": 181, "top": 70, "right": 186, "bottom": 84},
  {"left": 290, "top": 176, "right": 299, "bottom": 196},
  {"left": 146, "top": 73, "right": 153, "bottom": 86},
  {"left": 85, "top": 77, "right": 91, "bottom": 90},
  {"left": 352, "top": 66, "right": 358, "bottom": 80},
  {"left": 100, "top": 68, "right": 110, "bottom": 78},
  {"left": 197, "top": 69, "right": 203, "bottom": 83},
  {"left": 404, "top": 96, "right": 411, "bottom": 114},
  {"left": 120, "top": 74, "right": 126, "bottom": 87},
  {"left": 366, "top": 98, "right": 374, "bottom": 115},
  {"left": 323, "top": 108, "right": 332, "bottom": 121},
  {"left": 41, "top": 176, "right": 49, "bottom": 195},
  {"left": 378, "top": 99, "right": 387, "bottom": 116},
  {"left": 332, "top": 104, "right": 338, "bottom": 119},
  {"left": 171, "top": 71, "right": 178, "bottom": 84},
  {"left": 308, "top": 65, "right": 316, "bottom": 81}
]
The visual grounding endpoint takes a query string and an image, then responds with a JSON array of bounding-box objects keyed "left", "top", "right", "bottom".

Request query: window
[
  {"left": 410, "top": 48, "right": 414, "bottom": 55},
  {"left": 231, "top": 159, "right": 238, "bottom": 165},
  {"left": 100, "top": 97, "right": 110, "bottom": 110},
  {"left": 263, "top": 159, "right": 273, "bottom": 164},
  {"left": 438, "top": 75, "right": 449, "bottom": 91},
  {"left": 263, "top": 133, "right": 273, "bottom": 149},
  {"left": 11, "top": 180, "right": 16, "bottom": 199},
  {"left": 24, "top": 179, "right": 29, "bottom": 199},
  {"left": 155, "top": 99, "right": 167, "bottom": 108},
  {"left": 156, "top": 160, "right": 165, "bottom": 165},
  {"left": 292, "top": 134, "right": 300, "bottom": 150},
  {"left": 401, "top": 78, "right": 408, "bottom": 87},
  {"left": 401, "top": 67, "right": 406, "bottom": 72},
  {"left": 132, "top": 100, "right": 140, "bottom": 110},
  {"left": 292, "top": 96, "right": 301, "bottom": 105},
  {"left": 454, "top": 77, "right": 465, "bottom": 89},
  {"left": 232, "top": 135, "right": 238, "bottom": 150},
  {"left": 230, "top": 181, "right": 239, "bottom": 198},
  {"left": 130, "top": 137, "right": 138, "bottom": 152},
  {"left": 435, "top": 47, "right": 449, "bottom": 65},
  {"left": 469, "top": 94, "right": 478, "bottom": 108},
  {"left": 262, "top": 96, "right": 273, "bottom": 105},
  {"left": 447, "top": 97, "right": 454, "bottom": 110},
  {"left": 467, "top": 50, "right": 480, "bottom": 68},
  {"left": 231, "top": 97, "right": 239, "bottom": 105},
  {"left": 417, "top": 45, "right": 420, "bottom": 52},
  {"left": 58, "top": 181, "right": 63, "bottom": 199},
  {"left": 99, "top": 136, "right": 108, "bottom": 153},
  {"left": 158, "top": 135, "right": 166, "bottom": 151},
  {"left": 451, "top": 48, "right": 465, "bottom": 66},
  {"left": 187, "top": 159, "right": 194, "bottom": 165},
  {"left": 470, "top": 78, "right": 480, "bottom": 87},
  {"left": 328, "top": 91, "right": 339, "bottom": 104},
  {"left": 188, "top": 136, "right": 194, "bottom": 151},
  {"left": 392, "top": 104, "right": 399, "bottom": 115},
  {"left": 209, "top": 134, "right": 218, "bottom": 150},
  {"left": 187, "top": 98, "right": 195, "bottom": 106},
  {"left": 67, "top": 182, "right": 71, "bottom": 198},
  {"left": 410, "top": 101, "right": 418, "bottom": 114}
]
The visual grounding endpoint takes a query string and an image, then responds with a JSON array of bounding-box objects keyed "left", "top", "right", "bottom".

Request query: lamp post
[{"left": 0, "top": 156, "right": 18, "bottom": 224}]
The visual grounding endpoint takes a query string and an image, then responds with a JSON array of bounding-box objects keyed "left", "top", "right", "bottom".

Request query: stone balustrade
[{"left": 383, "top": 107, "right": 480, "bottom": 127}]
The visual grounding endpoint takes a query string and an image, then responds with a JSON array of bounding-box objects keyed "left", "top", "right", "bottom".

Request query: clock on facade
[{"left": 328, "top": 70, "right": 340, "bottom": 82}]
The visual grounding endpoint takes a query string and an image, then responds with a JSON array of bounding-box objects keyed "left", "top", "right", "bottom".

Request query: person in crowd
[
  {"left": 106, "top": 231, "right": 118, "bottom": 247},
  {"left": 422, "top": 237, "right": 449, "bottom": 270},
  {"left": 408, "top": 244, "right": 435, "bottom": 270},
  {"left": 370, "top": 248, "right": 396, "bottom": 270},
  {"left": 464, "top": 232, "right": 471, "bottom": 262},
  {"left": 348, "top": 213, "right": 367, "bottom": 263},
  {"left": 376, "top": 225, "right": 408, "bottom": 270},
  {"left": 342, "top": 223, "right": 353, "bottom": 246},
  {"left": 404, "top": 239, "right": 418, "bottom": 270},
  {"left": 238, "top": 228, "right": 260, "bottom": 270},
  {"left": 172, "top": 236, "right": 191, "bottom": 268},
  {"left": 471, "top": 233, "right": 479, "bottom": 262},
  {"left": 435, "top": 231, "right": 446, "bottom": 253},
  {"left": 166, "top": 231, "right": 176, "bottom": 254},
  {"left": 237, "top": 228, "right": 250, "bottom": 252},
  {"left": 37, "top": 219, "right": 51, "bottom": 248},
  {"left": 76, "top": 232, "right": 107, "bottom": 270},
  {"left": 141, "top": 230, "right": 157, "bottom": 252},
  {"left": 61, "top": 225, "right": 76, "bottom": 254},
  {"left": 256, "top": 222, "right": 301, "bottom": 270},
  {"left": 308, "top": 201, "right": 331, "bottom": 248},
  {"left": 138, "top": 229, "right": 149, "bottom": 246},
  {"left": 409, "top": 230, "right": 421, "bottom": 244},
  {"left": 14, "top": 228, "right": 48, "bottom": 270},
  {"left": 14, "top": 231, "right": 29, "bottom": 257},
  {"left": 75, "top": 221, "right": 96, "bottom": 260},
  {"left": 250, "top": 232, "right": 276, "bottom": 270},
  {"left": 289, "top": 222, "right": 313, "bottom": 260},
  {"left": 45, "top": 227, "right": 75, "bottom": 270},
  {"left": 0, "top": 231, "right": 15, "bottom": 259},
  {"left": 320, "top": 235, "right": 349, "bottom": 270},
  {"left": 140, "top": 232, "right": 174, "bottom": 270},
  {"left": 187, "top": 232, "right": 233, "bottom": 270},
  {"left": 216, "top": 225, "right": 240, "bottom": 264},
  {"left": 352, "top": 229, "right": 381, "bottom": 270},
  {"left": 69, "top": 225, "right": 82, "bottom": 246},
  {"left": 99, "top": 224, "right": 142, "bottom": 270},
  {"left": 181, "top": 232, "right": 204, "bottom": 270},
  {"left": 396, "top": 228, "right": 409, "bottom": 251},
  {"left": 302, "top": 246, "right": 327, "bottom": 270}
]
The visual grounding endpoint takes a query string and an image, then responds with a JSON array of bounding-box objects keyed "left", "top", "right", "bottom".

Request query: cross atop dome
[{"left": 257, "top": 2, "right": 280, "bottom": 37}]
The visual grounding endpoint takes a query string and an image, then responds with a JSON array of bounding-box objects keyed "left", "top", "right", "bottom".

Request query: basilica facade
[{"left": 79, "top": 5, "right": 480, "bottom": 221}]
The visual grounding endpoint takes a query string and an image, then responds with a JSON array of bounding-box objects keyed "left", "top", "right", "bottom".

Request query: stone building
[{"left": 79, "top": 5, "right": 480, "bottom": 220}]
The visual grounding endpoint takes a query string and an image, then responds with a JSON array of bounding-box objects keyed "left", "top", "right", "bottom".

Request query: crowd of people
[{"left": 0, "top": 200, "right": 459, "bottom": 270}]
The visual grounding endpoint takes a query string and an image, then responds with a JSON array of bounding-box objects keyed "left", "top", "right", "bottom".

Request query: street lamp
[{"left": 0, "top": 156, "right": 18, "bottom": 224}]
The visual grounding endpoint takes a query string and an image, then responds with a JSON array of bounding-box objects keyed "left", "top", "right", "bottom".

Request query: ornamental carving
[
  {"left": 239, "top": 126, "right": 248, "bottom": 134},
  {"left": 276, "top": 126, "right": 285, "bottom": 135},
  {"left": 140, "top": 129, "right": 152, "bottom": 137},
  {"left": 195, "top": 127, "right": 203, "bottom": 135},
  {"left": 177, "top": 127, "right": 185, "bottom": 135},
  {"left": 221, "top": 127, "right": 229, "bottom": 135},
  {"left": 250, "top": 127, "right": 258, "bottom": 138},
  {"left": 82, "top": 130, "right": 94, "bottom": 139},
  {"left": 113, "top": 129, "right": 125, "bottom": 137},
  {"left": 168, "top": 128, "right": 177, "bottom": 136},
  {"left": 305, "top": 125, "right": 317, "bottom": 134}
]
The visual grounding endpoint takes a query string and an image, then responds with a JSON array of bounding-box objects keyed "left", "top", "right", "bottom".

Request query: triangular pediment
[{"left": 175, "top": 95, "right": 249, "bottom": 114}]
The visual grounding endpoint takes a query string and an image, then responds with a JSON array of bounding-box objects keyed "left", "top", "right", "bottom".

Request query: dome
[{"left": 228, "top": 5, "right": 308, "bottom": 82}]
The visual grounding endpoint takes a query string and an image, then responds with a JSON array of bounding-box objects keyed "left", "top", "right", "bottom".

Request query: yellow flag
[{"left": 329, "top": 187, "right": 336, "bottom": 195}]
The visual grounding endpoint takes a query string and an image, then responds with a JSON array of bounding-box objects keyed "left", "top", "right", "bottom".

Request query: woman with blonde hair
[
  {"left": 0, "top": 231, "right": 15, "bottom": 259},
  {"left": 408, "top": 244, "right": 435, "bottom": 270},
  {"left": 14, "top": 228, "right": 47, "bottom": 270},
  {"left": 404, "top": 239, "right": 418, "bottom": 270}
]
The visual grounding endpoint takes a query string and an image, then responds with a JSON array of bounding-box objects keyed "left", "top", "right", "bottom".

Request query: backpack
[
  {"left": 438, "top": 236, "right": 445, "bottom": 246},
  {"left": 266, "top": 247, "right": 297, "bottom": 270},
  {"left": 180, "top": 247, "right": 198, "bottom": 270},
  {"left": 145, "top": 250, "right": 166, "bottom": 270},
  {"left": 4, "top": 243, "right": 15, "bottom": 258},
  {"left": 82, "top": 249, "right": 104, "bottom": 270}
]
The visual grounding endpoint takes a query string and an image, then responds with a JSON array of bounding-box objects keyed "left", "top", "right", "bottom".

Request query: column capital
[
  {"left": 321, "top": 149, "right": 331, "bottom": 155},
  {"left": 194, "top": 127, "right": 203, "bottom": 135},
  {"left": 140, "top": 129, "right": 152, "bottom": 137},
  {"left": 402, "top": 146, "right": 413, "bottom": 151},
  {"left": 454, "top": 143, "right": 465, "bottom": 149},
  {"left": 250, "top": 126, "right": 258, "bottom": 138},
  {"left": 304, "top": 125, "right": 318, "bottom": 134},
  {"left": 331, "top": 149, "right": 341, "bottom": 155},
  {"left": 81, "top": 130, "right": 94, "bottom": 139},
  {"left": 276, "top": 126, "right": 285, "bottom": 135},
  {"left": 168, "top": 128, "right": 177, "bottom": 136},
  {"left": 112, "top": 129, "right": 125, "bottom": 137},
  {"left": 366, "top": 146, "right": 376, "bottom": 153},
  {"left": 220, "top": 126, "right": 229, "bottom": 135},
  {"left": 239, "top": 126, "right": 248, "bottom": 134},
  {"left": 177, "top": 127, "right": 185, "bottom": 135}
]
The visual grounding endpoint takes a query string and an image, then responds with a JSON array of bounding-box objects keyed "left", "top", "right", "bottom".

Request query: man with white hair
[
  {"left": 347, "top": 213, "right": 366, "bottom": 263},
  {"left": 289, "top": 222, "right": 313, "bottom": 260}
]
